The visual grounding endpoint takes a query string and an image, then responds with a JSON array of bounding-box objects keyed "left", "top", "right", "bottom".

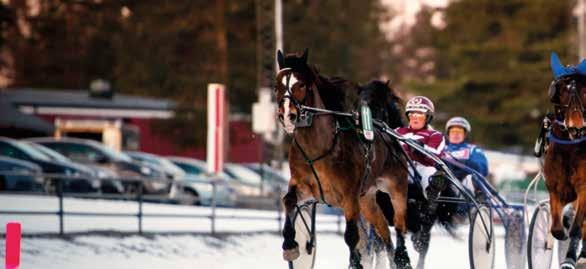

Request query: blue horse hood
[{"left": 551, "top": 52, "right": 586, "bottom": 79}]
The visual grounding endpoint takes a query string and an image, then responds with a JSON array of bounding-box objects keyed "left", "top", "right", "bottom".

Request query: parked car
[
  {"left": 166, "top": 157, "right": 237, "bottom": 206},
  {"left": 223, "top": 163, "right": 267, "bottom": 196},
  {"left": 125, "top": 151, "right": 202, "bottom": 204},
  {"left": 0, "top": 156, "right": 44, "bottom": 192},
  {"left": 125, "top": 151, "right": 186, "bottom": 180},
  {"left": 24, "top": 141, "right": 124, "bottom": 194},
  {"left": 244, "top": 163, "right": 289, "bottom": 192},
  {"left": 26, "top": 137, "right": 167, "bottom": 194},
  {"left": 0, "top": 137, "right": 97, "bottom": 193}
]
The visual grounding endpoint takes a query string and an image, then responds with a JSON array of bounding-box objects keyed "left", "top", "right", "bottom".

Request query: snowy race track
[{"left": 0, "top": 194, "right": 553, "bottom": 269}]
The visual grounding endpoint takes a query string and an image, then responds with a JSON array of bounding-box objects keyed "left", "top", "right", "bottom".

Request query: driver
[{"left": 395, "top": 96, "right": 446, "bottom": 219}]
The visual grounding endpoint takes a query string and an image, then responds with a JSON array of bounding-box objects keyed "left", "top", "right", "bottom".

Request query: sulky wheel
[
  {"left": 469, "top": 205, "right": 496, "bottom": 269},
  {"left": 527, "top": 201, "right": 555, "bottom": 269}
]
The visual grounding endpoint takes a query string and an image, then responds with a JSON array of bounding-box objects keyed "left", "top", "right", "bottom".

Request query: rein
[{"left": 550, "top": 79, "right": 586, "bottom": 140}]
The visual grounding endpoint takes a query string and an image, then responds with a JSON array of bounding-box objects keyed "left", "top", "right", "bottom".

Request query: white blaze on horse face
[{"left": 281, "top": 74, "right": 299, "bottom": 134}]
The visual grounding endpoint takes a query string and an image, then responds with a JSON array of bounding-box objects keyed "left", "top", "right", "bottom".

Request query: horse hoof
[
  {"left": 283, "top": 247, "right": 300, "bottom": 261},
  {"left": 576, "top": 257, "right": 586, "bottom": 269},
  {"left": 394, "top": 246, "right": 412, "bottom": 269}
]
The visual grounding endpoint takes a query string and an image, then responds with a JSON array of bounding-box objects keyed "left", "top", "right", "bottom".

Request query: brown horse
[
  {"left": 543, "top": 54, "right": 586, "bottom": 268},
  {"left": 275, "top": 49, "right": 411, "bottom": 269}
]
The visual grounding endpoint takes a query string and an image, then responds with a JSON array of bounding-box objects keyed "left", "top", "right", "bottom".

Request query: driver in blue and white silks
[{"left": 444, "top": 116, "right": 489, "bottom": 194}]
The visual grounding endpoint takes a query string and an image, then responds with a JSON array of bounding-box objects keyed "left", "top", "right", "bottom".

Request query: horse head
[
  {"left": 359, "top": 80, "right": 404, "bottom": 129},
  {"left": 549, "top": 53, "right": 586, "bottom": 139},
  {"left": 275, "top": 49, "right": 320, "bottom": 134}
]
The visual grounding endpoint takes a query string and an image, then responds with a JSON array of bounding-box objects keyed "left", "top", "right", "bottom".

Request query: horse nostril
[
  {"left": 288, "top": 113, "right": 298, "bottom": 122},
  {"left": 278, "top": 114, "right": 284, "bottom": 122}
]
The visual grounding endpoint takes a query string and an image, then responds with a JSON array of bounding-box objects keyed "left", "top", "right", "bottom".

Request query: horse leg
[
  {"left": 560, "top": 219, "right": 581, "bottom": 269},
  {"left": 344, "top": 199, "right": 364, "bottom": 269},
  {"left": 412, "top": 224, "right": 432, "bottom": 269},
  {"left": 282, "top": 185, "right": 300, "bottom": 261},
  {"left": 361, "top": 190, "right": 396, "bottom": 269},
  {"left": 391, "top": 189, "right": 413, "bottom": 269},
  {"left": 579, "top": 224, "right": 586, "bottom": 263},
  {"left": 379, "top": 174, "right": 411, "bottom": 269},
  {"left": 561, "top": 190, "right": 586, "bottom": 268},
  {"left": 356, "top": 219, "right": 375, "bottom": 269},
  {"left": 550, "top": 190, "right": 569, "bottom": 240},
  {"left": 373, "top": 234, "right": 392, "bottom": 269}
]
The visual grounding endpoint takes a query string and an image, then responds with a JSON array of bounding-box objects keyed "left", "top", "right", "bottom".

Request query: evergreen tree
[{"left": 411, "top": 0, "right": 574, "bottom": 150}]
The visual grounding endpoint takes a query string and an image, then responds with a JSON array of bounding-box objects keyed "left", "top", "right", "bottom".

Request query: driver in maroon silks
[{"left": 395, "top": 96, "right": 447, "bottom": 221}]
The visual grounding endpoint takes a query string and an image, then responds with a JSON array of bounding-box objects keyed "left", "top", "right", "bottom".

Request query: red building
[{"left": 0, "top": 89, "right": 260, "bottom": 162}]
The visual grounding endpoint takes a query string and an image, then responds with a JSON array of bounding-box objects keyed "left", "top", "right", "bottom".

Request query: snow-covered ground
[{"left": 0, "top": 194, "right": 559, "bottom": 269}]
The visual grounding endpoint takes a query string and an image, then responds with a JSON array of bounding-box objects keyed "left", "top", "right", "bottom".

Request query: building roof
[
  {"left": 0, "top": 99, "right": 55, "bottom": 134},
  {"left": 1, "top": 88, "right": 176, "bottom": 111},
  {"left": 1, "top": 88, "right": 176, "bottom": 119}
]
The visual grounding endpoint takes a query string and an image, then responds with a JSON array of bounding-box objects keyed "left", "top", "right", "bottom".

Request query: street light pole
[
  {"left": 275, "top": 0, "right": 283, "bottom": 71},
  {"left": 578, "top": 0, "right": 586, "bottom": 61}
]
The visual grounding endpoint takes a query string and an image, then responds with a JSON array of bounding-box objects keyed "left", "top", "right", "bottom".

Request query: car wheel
[{"left": 180, "top": 188, "right": 200, "bottom": 205}]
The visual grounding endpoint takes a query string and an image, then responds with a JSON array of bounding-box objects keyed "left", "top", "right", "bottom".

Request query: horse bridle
[
  {"left": 277, "top": 68, "right": 316, "bottom": 129},
  {"left": 549, "top": 78, "right": 586, "bottom": 139}
]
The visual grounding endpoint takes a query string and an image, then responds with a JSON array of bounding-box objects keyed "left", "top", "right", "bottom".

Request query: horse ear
[
  {"left": 551, "top": 52, "right": 565, "bottom": 79},
  {"left": 277, "top": 50, "right": 284, "bottom": 70},
  {"left": 302, "top": 48, "right": 309, "bottom": 63},
  {"left": 577, "top": 58, "right": 586, "bottom": 76},
  {"left": 385, "top": 80, "right": 391, "bottom": 86}
]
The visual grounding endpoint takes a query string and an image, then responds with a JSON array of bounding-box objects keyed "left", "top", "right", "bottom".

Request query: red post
[{"left": 5, "top": 222, "right": 21, "bottom": 269}]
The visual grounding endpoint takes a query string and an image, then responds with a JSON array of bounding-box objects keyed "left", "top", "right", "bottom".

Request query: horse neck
[{"left": 294, "top": 85, "right": 336, "bottom": 157}]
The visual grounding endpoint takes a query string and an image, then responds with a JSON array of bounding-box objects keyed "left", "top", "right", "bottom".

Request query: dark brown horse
[
  {"left": 275, "top": 49, "right": 411, "bottom": 269},
  {"left": 543, "top": 53, "right": 586, "bottom": 268}
]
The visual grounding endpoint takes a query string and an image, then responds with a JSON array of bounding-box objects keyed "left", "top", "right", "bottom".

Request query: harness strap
[
  {"left": 547, "top": 131, "right": 586, "bottom": 145},
  {"left": 358, "top": 143, "right": 373, "bottom": 196},
  {"left": 293, "top": 125, "right": 341, "bottom": 205}
]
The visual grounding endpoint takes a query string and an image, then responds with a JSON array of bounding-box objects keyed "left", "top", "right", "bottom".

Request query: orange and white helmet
[{"left": 405, "top": 96, "right": 435, "bottom": 123}]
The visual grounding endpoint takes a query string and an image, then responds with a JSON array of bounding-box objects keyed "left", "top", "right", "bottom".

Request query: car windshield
[
  {"left": 13, "top": 141, "right": 52, "bottom": 161},
  {"left": 224, "top": 164, "right": 262, "bottom": 185},
  {"left": 174, "top": 162, "right": 204, "bottom": 175},
  {"left": 128, "top": 153, "right": 160, "bottom": 166},
  {"left": 129, "top": 152, "right": 185, "bottom": 177},
  {"left": 27, "top": 143, "right": 70, "bottom": 162},
  {"left": 96, "top": 143, "right": 132, "bottom": 162},
  {"left": 159, "top": 158, "right": 186, "bottom": 176},
  {"left": 172, "top": 160, "right": 232, "bottom": 179}
]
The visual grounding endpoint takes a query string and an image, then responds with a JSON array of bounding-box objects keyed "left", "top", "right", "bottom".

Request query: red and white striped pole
[
  {"left": 207, "top": 83, "right": 226, "bottom": 175},
  {"left": 5, "top": 222, "right": 21, "bottom": 269}
]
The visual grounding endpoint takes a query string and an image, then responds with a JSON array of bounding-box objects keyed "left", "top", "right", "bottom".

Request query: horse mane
[{"left": 314, "top": 73, "right": 358, "bottom": 113}]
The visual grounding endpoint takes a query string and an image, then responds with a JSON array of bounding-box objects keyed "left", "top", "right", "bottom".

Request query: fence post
[
  {"left": 137, "top": 180, "right": 143, "bottom": 235},
  {"left": 211, "top": 180, "right": 217, "bottom": 235},
  {"left": 57, "top": 178, "right": 64, "bottom": 236}
]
